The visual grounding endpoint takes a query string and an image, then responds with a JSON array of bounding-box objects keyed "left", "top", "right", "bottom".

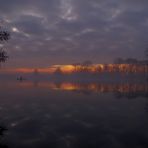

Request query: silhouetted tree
[
  {"left": 0, "top": 26, "right": 10, "bottom": 67},
  {"left": 0, "top": 48, "right": 9, "bottom": 67},
  {"left": 81, "top": 60, "right": 93, "bottom": 72},
  {"left": 82, "top": 60, "right": 93, "bottom": 67},
  {"left": 54, "top": 67, "right": 63, "bottom": 75},
  {"left": 114, "top": 58, "right": 124, "bottom": 64},
  {"left": 0, "top": 126, "right": 8, "bottom": 148},
  {"left": 125, "top": 58, "right": 138, "bottom": 64},
  {"left": 0, "top": 126, "right": 7, "bottom": 136},
  {"left": 0, "top": 30, "right": 10, "bottom": 41},
  {"left": 72, "top": 63, "right": 81, "bottom": 72},
  {"left": 114, "top": 58, "right": 139, "bottom": 64}
]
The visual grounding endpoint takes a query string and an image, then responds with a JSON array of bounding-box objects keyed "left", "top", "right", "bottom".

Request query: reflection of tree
[
  {"left": 33, "top": 68, "right": 39, "bottom": 75},
  {"left": 115, "top": 92, "right": 148, "bottom": 100},
  {"left": 0, "top": 126, "right": 8, "bottom": 148},
  {"left": 33, "top": 80, "right": 39, "bottom": 87},
  {"left": 76, "top": 90, "right": 92, "bottom": 95},
  {"left": 45, "top": 82, "right": 148, "bottom": 98}
]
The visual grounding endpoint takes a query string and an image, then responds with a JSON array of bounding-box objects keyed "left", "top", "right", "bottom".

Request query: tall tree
[
  {"left": 0, "top": 126, "right": 8, "bottom": 148},
  {"left": 0, "top": 27, "right": 10, "bottom": 67},
  {"left": 0, "top": 48, "right": 9, "bottom": 67}
]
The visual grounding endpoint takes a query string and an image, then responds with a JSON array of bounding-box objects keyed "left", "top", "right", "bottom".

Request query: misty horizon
[{"left": 1, "top": 1, "right": 148, "bottom": 148}]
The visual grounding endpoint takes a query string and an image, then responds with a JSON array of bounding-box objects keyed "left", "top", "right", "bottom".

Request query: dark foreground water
[{"left": 0, "top": 80, "right": 148, "bottom": 148}]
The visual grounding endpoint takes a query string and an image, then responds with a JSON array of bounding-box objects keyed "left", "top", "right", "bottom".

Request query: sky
[{"left": 0, "top": 0, "right": 148, "bottom": 68}]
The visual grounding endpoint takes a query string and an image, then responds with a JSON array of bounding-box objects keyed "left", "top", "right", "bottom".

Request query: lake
[{"left": 0, "top": 79, "right": 148, "bottom": 148}]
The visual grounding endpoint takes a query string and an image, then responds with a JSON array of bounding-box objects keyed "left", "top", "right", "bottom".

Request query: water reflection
[
  {"left": 1, "top": 80, "right": 148, "bottom": 147},
  {"left": 14, "top": 81, "right": 148, "bottom": 99}
]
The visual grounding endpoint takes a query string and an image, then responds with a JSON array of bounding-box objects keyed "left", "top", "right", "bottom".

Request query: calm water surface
[{"left": 0, "top": 80, "right": 148, "bottom": 148}]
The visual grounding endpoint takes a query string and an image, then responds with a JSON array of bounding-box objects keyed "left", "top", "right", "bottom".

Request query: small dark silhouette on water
[
  {"left": 17, "top": 76, "right": 26, "bottom": 81},
  {"left": 0, "top": 126, "right": 8, "bottom": 148}
]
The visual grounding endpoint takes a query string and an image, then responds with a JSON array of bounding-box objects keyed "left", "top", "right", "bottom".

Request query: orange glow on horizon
[{"left": 0, "top": 64, "right": 148, "bottom": 74}]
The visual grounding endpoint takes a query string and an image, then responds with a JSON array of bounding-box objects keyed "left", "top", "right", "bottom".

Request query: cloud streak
[{"left": 0, "top": 0, "right": 147, "bottom": 67}]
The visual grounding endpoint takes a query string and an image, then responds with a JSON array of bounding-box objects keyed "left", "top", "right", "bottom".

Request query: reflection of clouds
[
  {"left": 59, "top": 135, "right": 76, "bottom": 148},
  {"left": 0, "top": 81, "right": 148, "bottom": 147},
  {"left": 118, "top": 130, "right": 148, "bottom": 148},
  {"left": 74, "top": 119, "right": 95, "bottom": 128},
  {"left": 2, "top": 81, "right": 148, "bottom": 99}
]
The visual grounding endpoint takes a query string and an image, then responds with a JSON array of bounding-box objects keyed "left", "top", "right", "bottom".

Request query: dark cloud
[{"left": 0, "top": 0, "right": 147, "bottom": 67}]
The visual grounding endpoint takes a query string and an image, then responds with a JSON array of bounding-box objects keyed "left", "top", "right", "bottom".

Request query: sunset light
[
  {"left": 0, "top": 0, "right": 148, "bottom": 147},
  {"left": 1, "top": 64, "right": 147, "bottom": 74}
]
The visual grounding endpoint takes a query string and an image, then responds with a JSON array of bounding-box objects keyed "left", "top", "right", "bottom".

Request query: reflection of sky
[
  {"left": 0, "top": 0, "right": 148, "bottom": 67},
  {"left": 1, "top": 81, "right": 148, "bottom": 94},
  {"left": 0, "top": 81, "right": 148, "bottom": 147}
]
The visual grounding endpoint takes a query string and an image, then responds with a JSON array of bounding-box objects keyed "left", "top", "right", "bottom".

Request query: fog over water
[{"left": 0, "top": 75, "right": 148, "bottom": 147}]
